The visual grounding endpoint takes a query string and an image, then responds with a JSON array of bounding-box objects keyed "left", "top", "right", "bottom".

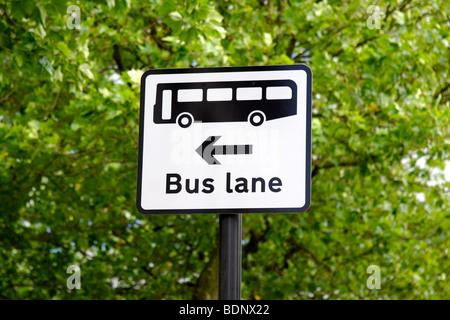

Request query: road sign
[{"left": 137, "top": 65, "right": 312, "bottom": 214}]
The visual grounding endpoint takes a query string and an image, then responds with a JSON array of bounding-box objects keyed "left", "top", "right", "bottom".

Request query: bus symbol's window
[
  {"left": 178, "top": 89, "right": 203, "bottom": 102},
  {"left": 236, "top": 87, "right": 262, "bottom": 101},
  {"left": 266, "top": 86, "right": 292, "bottom": 100},
  {"left": 162, "top": 90, "right": 172, "bottom": 120},
  {"left": 207, "top": 88, "right": 233, "bottom": 102}
]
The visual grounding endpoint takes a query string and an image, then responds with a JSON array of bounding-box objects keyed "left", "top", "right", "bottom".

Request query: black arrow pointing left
[{"left": 195, "top": 136, "right": 253, "bottom": 165}]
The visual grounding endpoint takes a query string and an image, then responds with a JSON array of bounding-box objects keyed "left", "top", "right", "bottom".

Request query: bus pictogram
[{"left": 153, "top": 79, "right": 297, "bottom": 128}]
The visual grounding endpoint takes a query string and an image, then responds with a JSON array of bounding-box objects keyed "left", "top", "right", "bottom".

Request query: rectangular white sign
[{"left": 137, "top": 65, "right": 312, "bottom": 214}]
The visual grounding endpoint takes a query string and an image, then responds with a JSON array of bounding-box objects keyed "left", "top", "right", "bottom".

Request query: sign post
[
  {"left": 137, "top": 65, "right": 312, "bottom": 300},
  {"left": 219, "top": 214, "right": 242, "bottom": 300}
]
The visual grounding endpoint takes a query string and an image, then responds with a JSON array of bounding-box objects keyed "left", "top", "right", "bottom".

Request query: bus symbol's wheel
[
  {"left": 177, "top": 113, "right": 194, "bottom": 128},
  {"left": 248, "top": 111, "right": 265, "bottom": 127}
]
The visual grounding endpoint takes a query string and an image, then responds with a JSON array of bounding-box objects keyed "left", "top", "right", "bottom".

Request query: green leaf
[
  {"left": 36, "top": 3, "right": 47, "bottom": 27},
  {"left": 393, "top": 11, "right": 405, "bottom": 25},
  {"left": 79, "top": 63, "right": 94, "bottom": 80},
  {"left": 31, "top": 24, "right": 47, "bottom": 38},
  {"left": 57, "top": 42, "right": 71, "bottom": 57},
  {"left": 39, "top": 56, "right": 53, "bottom": 75},
  {"left": 15, "top": 55, "right": 23, "bottom": 67},
  {"left": 169, "top": 11, "right": 183, "bottom": 21},
  {"left": 263, "top": 33, "right": 272, "bottom": 46},
  {"left": 53, "top": 66, "right": 63, "bottom": 82}
]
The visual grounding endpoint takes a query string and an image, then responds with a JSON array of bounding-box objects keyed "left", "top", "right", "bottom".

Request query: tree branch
[
  {"left": 312, "top": 160, "right": 358, "bottom": 178},
  {"left": 0, "top": 87, "right": 16, "bottom": 104}
]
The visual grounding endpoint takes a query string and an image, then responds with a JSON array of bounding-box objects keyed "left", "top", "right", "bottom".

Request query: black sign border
[{"left": 137, "top": 64, "right": 312, "bottom": 215}]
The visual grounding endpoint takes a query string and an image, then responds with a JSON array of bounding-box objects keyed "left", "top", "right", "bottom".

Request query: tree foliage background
[{"left": 0, "top": 0, "right": 449, "bottom": 299}]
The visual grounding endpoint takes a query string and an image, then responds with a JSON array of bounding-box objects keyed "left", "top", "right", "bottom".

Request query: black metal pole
[{"left": 219, "top": 214, "right": 242, "bottom": 300}]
